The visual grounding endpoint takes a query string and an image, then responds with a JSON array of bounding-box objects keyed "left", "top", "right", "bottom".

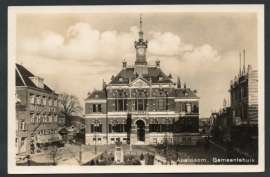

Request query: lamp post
[{"left": 16, "top": 99, "right": 21, "bottom": 155}]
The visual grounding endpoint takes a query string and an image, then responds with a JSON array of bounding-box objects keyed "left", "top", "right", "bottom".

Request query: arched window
[
  {"left": 156, "top": 91, "right": 166, "bottom": 110},
  {"left": 115, "top": 91, "right": 127, "bottom": 111},
  {"left": 93, "top": 104, "right": 96, "bottom": 113},
  {"left": 149, "top": 119, "right": 160, "bottom": 132},
  {"left": 109, "top": 119, "right": 118, "bottom": 133},
  {"left": 135, "top": 91, "right": 147, "bottom": 111},
  {"left": 98, "top": 104, "right": 102, "bottom": 112},
  {"left": 91, "top": 119, "right": 102, "bottom": 133}
]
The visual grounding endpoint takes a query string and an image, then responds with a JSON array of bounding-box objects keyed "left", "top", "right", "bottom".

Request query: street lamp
[{"left": 16, "top": 98, "right": 21, "bottom": 155}]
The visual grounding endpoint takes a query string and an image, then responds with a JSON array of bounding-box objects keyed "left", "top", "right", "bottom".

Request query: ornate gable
[{"left": 131, "top": 78, "right": 150, "bottom": 87}]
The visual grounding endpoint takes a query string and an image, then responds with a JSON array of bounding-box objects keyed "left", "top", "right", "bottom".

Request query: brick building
[
  {"left": 84, "top": 16, "right": 200, "bottom": 146},
  {"left": 16, "top": 64, "right": 62, "bottom": 155},
  {"left": 228, "top": 52, "right": 258, "bottom": 158}
]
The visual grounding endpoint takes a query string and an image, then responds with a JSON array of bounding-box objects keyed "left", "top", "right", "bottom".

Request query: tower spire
[
  {"left": 140, "top": 13, "right": 143, "bottom": 32},
  {"left": 139, "top": 13, "right": 144, "bottom": 41}
]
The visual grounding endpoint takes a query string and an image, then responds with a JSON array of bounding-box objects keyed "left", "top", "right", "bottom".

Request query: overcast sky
[{"left": 15, "top": 12, "right": 258, "bottom": 117}]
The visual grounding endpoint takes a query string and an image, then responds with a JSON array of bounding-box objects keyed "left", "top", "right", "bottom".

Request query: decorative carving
[{"left": 133, "top": 79, "right": 148, "bottom": 87}]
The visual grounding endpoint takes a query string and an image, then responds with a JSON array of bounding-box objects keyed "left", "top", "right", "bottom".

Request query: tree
[
  {"left": 58, "top": 93, "right": 83, "bottom": 126},
  {"left": 45, "top": 144, "right": 62, "bottom": 166}
]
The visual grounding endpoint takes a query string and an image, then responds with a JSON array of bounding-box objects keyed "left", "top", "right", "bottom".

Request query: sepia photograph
[{"left": 8, "top": 5, "right": 264, "bottom": 173}]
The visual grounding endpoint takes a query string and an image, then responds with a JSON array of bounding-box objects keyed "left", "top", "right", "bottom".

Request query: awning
[{"left": 37, "top": 134, "right": 62, "bottom": 143}]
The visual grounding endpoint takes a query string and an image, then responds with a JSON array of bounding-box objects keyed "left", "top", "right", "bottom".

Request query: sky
[{"left": 15, "top": 12, "right": 258, "bottom": 118}]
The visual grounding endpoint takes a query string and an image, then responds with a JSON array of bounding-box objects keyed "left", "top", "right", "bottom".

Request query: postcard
[{"left": 8, "top": 5, "right": 264, "bottom": 173}]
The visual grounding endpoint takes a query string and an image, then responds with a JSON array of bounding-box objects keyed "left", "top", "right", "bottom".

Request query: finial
[{"left": 140, "top": 13, "right": 143, "bottom": 32}]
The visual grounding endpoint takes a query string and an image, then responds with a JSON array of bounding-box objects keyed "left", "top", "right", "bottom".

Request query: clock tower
[{"left": 134, "top": 13, "right": 148, "bottom": 66}]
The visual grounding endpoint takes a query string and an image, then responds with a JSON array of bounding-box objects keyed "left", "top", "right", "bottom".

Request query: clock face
[{"left": 138, "top": 48, "right": 144, "bottom": 55}]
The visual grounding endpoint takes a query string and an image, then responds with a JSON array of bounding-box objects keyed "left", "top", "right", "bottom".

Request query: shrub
[{"left": 90, "top": 159, "right": 95, "bottom": 165}]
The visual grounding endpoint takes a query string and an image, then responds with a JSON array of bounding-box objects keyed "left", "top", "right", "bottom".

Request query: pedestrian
[
  {"left": 27, "top": 155, "right": 31, "bottom": 166},
  {"left": 30, "top": 142, "right": 35, "bottom": 154}
]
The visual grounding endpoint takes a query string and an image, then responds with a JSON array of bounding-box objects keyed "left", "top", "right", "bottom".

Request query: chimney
[
  {"left": 156, "top": 59, "right": 160, "bottom": 68},
  {"left": 102, "top": 79, "right": 106, "bottom": 90},
  {"left": 122, "top": 60, "right": 127, "bottom": 68},
  {"left": 239, "top": 53, "right": 241, "bottom": 76},
  {"left": 177, "top": 76, "right": 181, "bottom": 88},
  {"left": 243, "top": 50, "right": 245, "bottom": 74}
]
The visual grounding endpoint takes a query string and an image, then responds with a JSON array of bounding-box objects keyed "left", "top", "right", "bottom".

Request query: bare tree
[
  {"left": 45, "top": 144, "right": 62, "bottom": 166},
  {"left": 58, "top": 93, "right": 83, "bottom": 126}
]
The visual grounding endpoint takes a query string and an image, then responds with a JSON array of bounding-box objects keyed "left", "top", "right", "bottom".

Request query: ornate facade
[{"left": 84, "top": 16, "right": 200, "bottom": 145}]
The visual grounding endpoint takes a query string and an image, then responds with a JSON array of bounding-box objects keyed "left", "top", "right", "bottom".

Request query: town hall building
[{"left": 84, "top": 16, "right": 200, "bottom": 146}]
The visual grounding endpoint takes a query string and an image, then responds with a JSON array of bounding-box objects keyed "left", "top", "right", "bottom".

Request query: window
[
  {"left": 159, "top": 77, "right": 163, "bottom": 81},
  {"left": 153, "top": 138, "right": 157, "bottom": 144},
  {"left": 30, "top": 113, "right": 35, "bottom": 123},
  {"left": 182, "top": 138, "right": 186, "bottom": 144},
  {"left": 181, "top": 102, "right": 186, "bottom": 112},
  {"left": 20, "top": 121, "right": 27, "bottom": 131},
  {"left": 186, "top": 103, "right": 191, "bottom": 113},
  {"left": 187, "top": 138, "right": 191, "bottom": 145},
  {"left": 162, "top": 119, "right": 172, "bottom": 132},
  {"left": 135, "top": 91, "right": 147, "bottom": 111},
  {"left": 156, "top": 91, "right": 166, "bottom": 110},
  {"left": 43, "top": 115, "right": 47, "bottom": 123},
  {"left": 36, "top": 95, "right": 41, "bottom": 104},
  {"left": 95, "top": 94, "right": 99, "bottom": 98},
  {"left": 48, "top": 98, "right": 52, "bottom": 106},
  {"left": 92, "top": 104, "right": 96, "bottom": 112},
  {"left": 149, "top": 119, "right": 160, "bottom": 132},
  {"left": 123, "top": 138, "right": 127, "bottom": 144},
  {"left": 36, "top": 113, "right": 41, "bottom": 123},
  {"left": 93, "top": 138, "right": 96, "bottom": 144},
  {"left": 111, "top": 138, "right": 115, "bottom": 144},
  {"left": 98, "top": 104, "right": 102, "bottom": 112},
  {"left": 30, "top": 94, "right": 35, "bottom": 104},
  {"left": 98, "top": 138, "right": 101, "bottom": 144},
  {"left": 54, "top": 99, "right": 57, "bottom": 107},
  {"left": 54, "top": 114, "right": 57, "bottom": 122},
  {"left": 118, "top": 77, "right": 123, "bottom": 82},
  {"left": 109, "top": 119, "right": 118, "bottom": 133},
  {"left": 91, "top": 119, "right": 102, "bottom": 133},
  {"left": 115, "top": 91, "right": 127, "bottom": 111},
  {"left": 48, "top": 115, "right": 52, "bottom": 122}
]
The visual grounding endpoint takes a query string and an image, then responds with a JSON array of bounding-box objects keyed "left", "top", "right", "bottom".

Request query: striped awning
[{"left": 37, "top": 134, "right": 62, "bottom": 143}]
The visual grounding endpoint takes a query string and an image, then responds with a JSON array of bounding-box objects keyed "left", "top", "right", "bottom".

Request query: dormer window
[
  {"left": 29, "top": 76, "right": 44, "bottom": 89},
  {"left": 95, "top": 93, "right": 99, "bottom": 98},
  {"left": 159, "top": 77, "right": 163, "bottom": 81},
  {"left": 119, "top": 77, "right": 123, "bottom": 82}
]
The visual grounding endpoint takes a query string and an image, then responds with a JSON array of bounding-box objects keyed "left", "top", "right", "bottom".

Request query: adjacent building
[
  {"left": 84, "top": 16, "right": 200, "bottom": 146},
  {"left": 16, "top": 64, "right": 62, "bottom": 155}
]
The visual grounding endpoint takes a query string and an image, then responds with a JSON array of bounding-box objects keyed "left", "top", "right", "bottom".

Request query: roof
[
  {"left": 16, "top": 63, "right": 54, "bottom": 93},
  {"left": 109, "top": 66, "right": 173, "bottom": 85},
  {"left": 69, "top": 116, "right": 85, "bottom": 122},
  {"left": 85, "top": 90, "right": 106, "bottom": 99},
  {"left": 175, "top": 88, "right": 199, "bottom": 99}
]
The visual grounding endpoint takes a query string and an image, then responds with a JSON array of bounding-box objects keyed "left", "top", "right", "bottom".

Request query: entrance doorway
[{"left": 136, "top": 120, "right": 145, "bottom": 141}]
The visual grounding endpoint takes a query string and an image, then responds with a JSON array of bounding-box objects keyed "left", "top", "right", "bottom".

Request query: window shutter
[{"left": 109, "top": 124, "right": 112, "bottom": 133}]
